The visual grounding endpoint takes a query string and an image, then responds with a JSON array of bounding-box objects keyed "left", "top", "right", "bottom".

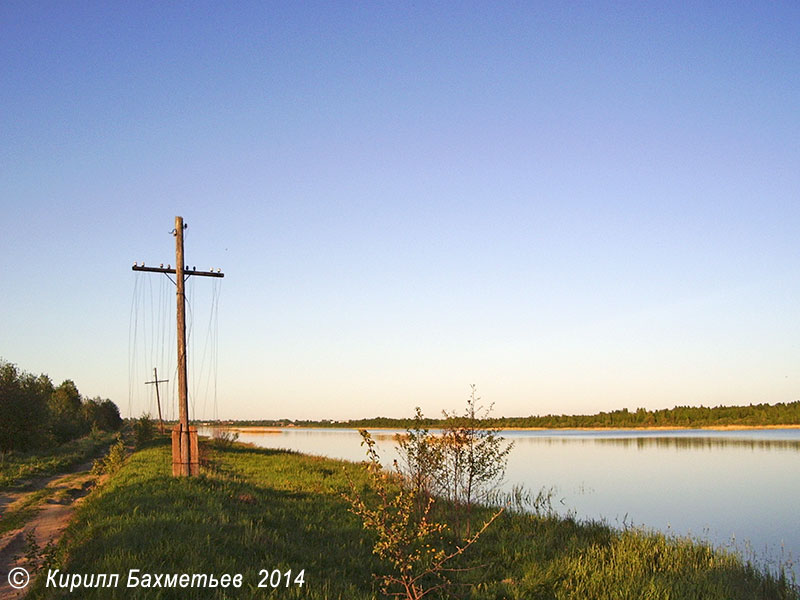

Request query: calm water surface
[{"left": 207, "top": 427, "right": 800, "bottom": 577}]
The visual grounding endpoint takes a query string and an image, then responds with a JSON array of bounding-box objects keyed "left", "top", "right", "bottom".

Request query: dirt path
[{"left": 0, "top": 463, "right": 99, "bottom": 599}]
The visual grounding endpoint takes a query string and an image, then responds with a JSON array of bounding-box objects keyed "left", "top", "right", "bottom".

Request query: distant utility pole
[
  {"left": 132, "top": 216, "right": 224, "bottom": 476},
  {"left": 144, "top": 367, "right": 168, "bottom": 434}
]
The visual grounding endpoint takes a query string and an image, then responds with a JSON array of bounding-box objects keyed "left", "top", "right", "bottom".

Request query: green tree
[
  {"left": 82, "top": 397, "right": 123, "bottom": 431},
  {"left": 437, "top": 385, "right": 513, "bottom": 536},
  {"left": 48, "top": 379, "right": 86, "bottom": 442},
  {"left": 346, "top": 430, "right": 502, "bottom": 600},
  {"left": 0, "top": 361, "right": 51, "bottom": 452},
  {"left": 395, "top": 407, "right": 443, "bottom": 509}
]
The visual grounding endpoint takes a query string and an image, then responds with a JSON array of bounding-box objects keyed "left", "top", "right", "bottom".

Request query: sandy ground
[
  {"left": 0, "top": 462, "right": 99, "bottom": 600},
  {"left": 222, "top": 427, "right": 282, "bottom": 434}
]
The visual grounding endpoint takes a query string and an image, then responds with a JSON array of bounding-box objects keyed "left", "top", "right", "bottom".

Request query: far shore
[{"left": 215, "top": 424, "right": 800, "bottom": 433}]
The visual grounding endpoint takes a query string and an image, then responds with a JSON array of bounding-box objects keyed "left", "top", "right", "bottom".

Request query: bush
[
  {"left": 437, "top": 385, "right": 513, "bottom": 535},
  {"left": 133, "top": 414, "right": 156, "bottom": 447},
  {"left": 345, "top": 430, "right": 503, "bottom": 600},
  {"left": 395, "top": 407, "right": 443, "bottom": 514},
  {"left": 396, "top": 386, "right": 513, "bottom": 537},
  {"left": 211, "top": 428, "right": 239, "bottom": 449},
  {"left": 91, "top": 434, "right": 125, "bottom": 475}
]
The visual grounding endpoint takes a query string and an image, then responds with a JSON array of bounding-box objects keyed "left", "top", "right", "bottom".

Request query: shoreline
[
  {"left": 35, "top": 440, "right": 799, "bottom": 600},
  {"left": 217, "top": 424, "right": 800, "bottom": 433}
]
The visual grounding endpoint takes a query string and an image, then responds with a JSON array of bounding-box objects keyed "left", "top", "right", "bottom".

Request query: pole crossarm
[
  {"left": 132, "top": 264, "right": 224, "bottom": 278},
  {"left": 145, "top": 367, "right": 168, "bottom": 435}
]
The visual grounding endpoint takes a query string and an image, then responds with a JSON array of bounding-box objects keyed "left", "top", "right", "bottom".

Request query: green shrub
[
  {"left": 211, "top": 428, "right": 239, "bottom": 449},
  {"left": 133, "top": 414, "right": 155, "bottom": 447},
  {"left": 91, "top": 435, "right": 125, "bottom": 475},
  {"left": 345, "top": 429, "right": 503, "bottom": 600}
]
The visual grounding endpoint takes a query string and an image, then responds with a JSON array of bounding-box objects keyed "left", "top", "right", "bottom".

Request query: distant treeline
[
  {"left": 0, "top": 359, "right": 122, "bottom": 452},
  {"left": 217, "top": 401, "right": 800, "bottom": 430}
]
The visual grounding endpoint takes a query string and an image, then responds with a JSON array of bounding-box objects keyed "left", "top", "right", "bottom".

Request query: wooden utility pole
[
  {"left": 132, "top": 216, "right": 224, "bottom": 476},
  {"left": 144, "top": 367, "right": 168, "bottom": 434},
  {"left": 174, "top": 217, "right": 191, "bottom": 476}
]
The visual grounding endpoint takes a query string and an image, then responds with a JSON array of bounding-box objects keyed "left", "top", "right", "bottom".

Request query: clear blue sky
[{"left": 2, "top": 2, "right": 799, "bottom": 420}]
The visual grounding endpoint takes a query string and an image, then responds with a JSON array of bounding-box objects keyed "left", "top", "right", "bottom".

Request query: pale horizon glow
[{"left": 2, "top": 3, "right": 799, "bottom": 420}]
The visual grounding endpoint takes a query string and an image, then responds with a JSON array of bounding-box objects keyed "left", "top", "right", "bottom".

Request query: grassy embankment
[{"left": 25, "top": 438, "right": 798, "bottom": 600}]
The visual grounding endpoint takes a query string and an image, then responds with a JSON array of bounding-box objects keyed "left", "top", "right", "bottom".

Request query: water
[{"left": 204, "top": 426, "right": 800, "bottom": 579}]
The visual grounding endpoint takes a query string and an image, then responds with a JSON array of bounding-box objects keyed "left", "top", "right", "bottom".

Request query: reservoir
[{"left": 207, "top": 426, "right": 800, "bottom": 579}]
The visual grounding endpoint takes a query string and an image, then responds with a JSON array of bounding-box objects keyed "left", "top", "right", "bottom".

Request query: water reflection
[{"left": 518, "top": 436, "right": 800, "bottom": 451}]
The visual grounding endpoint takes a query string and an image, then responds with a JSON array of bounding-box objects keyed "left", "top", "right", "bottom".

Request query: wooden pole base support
[{"left": 171, "top": 424, "right": 200, "bottom": 476}]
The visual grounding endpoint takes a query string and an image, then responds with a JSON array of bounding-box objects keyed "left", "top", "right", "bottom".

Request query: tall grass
[
  {"left": 25, "top": 439, "right": 799, "bottom": 600},
  {"left": 0, "top": 433, "right": 116, "bottom": 489}
]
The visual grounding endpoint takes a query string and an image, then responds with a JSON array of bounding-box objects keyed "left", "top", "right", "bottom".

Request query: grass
[
  {"left": 26, "top": 439, "right": 382, "bottom": 600},
  {"left": 24, "top": 438, "right": 799, "bottom": 600},
  {"left": 0, "top": 433, "right": 116, "bottom": 489}
]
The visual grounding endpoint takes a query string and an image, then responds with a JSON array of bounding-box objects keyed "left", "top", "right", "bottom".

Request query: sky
[{"left": 2, "top": 2, "right": 799, "bottom": 420}]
